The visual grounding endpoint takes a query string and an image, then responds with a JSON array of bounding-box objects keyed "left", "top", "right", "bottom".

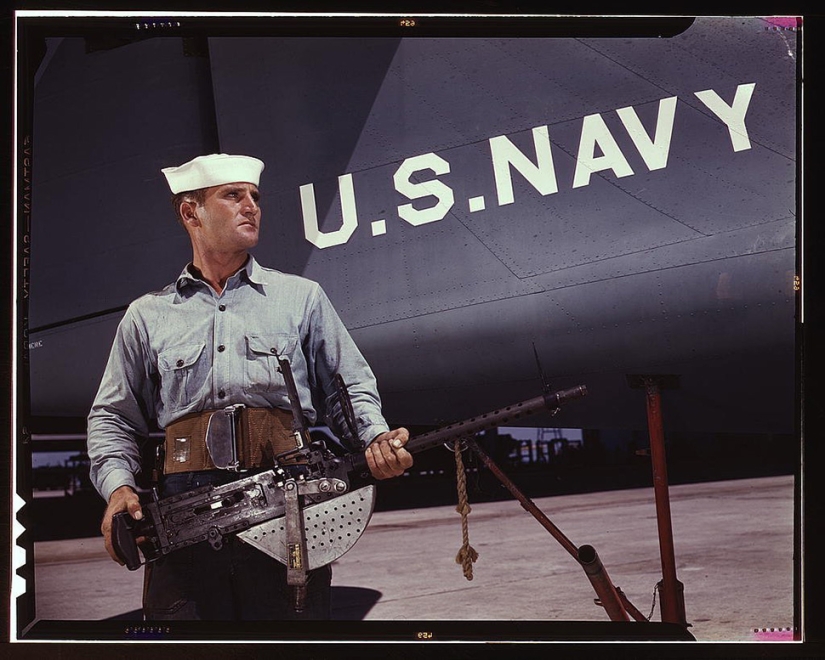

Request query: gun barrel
[{"left": 348, "top": 385, "right": 587, "bottom": 473}]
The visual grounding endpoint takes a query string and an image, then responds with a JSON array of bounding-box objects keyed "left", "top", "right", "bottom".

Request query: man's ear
[{"left": 180, "top": 199, "right": 200, "bottom": 228}]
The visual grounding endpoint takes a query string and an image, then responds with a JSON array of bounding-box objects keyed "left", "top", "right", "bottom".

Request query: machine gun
[{"left": 112, "top": 360, "right": 587, "bottom": 609}]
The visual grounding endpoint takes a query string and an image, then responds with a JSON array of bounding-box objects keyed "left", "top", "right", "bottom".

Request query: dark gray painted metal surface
[{"left": 29, "top": 37, "right": 218, "bottom": 328}]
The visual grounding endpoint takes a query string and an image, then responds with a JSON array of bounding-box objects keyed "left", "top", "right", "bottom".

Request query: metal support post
[{"left": 628, "top": 374, "right": 687, "bottom": 627}]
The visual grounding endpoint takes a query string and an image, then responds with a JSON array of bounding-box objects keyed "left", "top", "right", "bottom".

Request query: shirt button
[
  {"left": 218, "top": 304, "right": 226, "bottom": 312},
  {"left": 176, "top": 359, "right": 184, "bottom": 368},
  {"left": 218, "top": 390, "right": 226, "bottom": 399},
  {"left": 217, "top": 345, "right": 225, "bottom": 352}
]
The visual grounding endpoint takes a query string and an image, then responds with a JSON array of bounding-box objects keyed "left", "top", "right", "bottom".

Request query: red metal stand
[{"left": 630, "top": 375, "right": 688, "bottom": 627}]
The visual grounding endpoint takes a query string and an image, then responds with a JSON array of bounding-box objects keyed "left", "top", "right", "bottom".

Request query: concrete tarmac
[{"left": 29, "top": 474, "right": 795, "bottom": 642}]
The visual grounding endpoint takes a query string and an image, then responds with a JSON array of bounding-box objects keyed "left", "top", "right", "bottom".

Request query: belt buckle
[
  {"left": 205, "top": 403, "right": 247, "bottom": 472},
  {"left": 224, "top": 403, "right": 246, "bottom": 472}
]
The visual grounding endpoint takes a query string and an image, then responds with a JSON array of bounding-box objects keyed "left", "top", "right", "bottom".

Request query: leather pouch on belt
[{"left": 164, "top": 411, "right": 215, "bottom": 474}]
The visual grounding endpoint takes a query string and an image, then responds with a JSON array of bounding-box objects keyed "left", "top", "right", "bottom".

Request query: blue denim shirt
[{"left": 87, "top": 256, "right": 389, "bottom": 502}]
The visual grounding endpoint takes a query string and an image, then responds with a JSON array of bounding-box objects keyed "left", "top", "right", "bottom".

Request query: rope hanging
[
  {"left": 453, "top": 439, "right": 478, "bottom": 580},
  {"left": 647, "top": 582, "right": 660, "bottom": 621}
]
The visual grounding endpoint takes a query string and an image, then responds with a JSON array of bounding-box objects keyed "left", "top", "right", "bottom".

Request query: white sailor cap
[{"left": 161, "top": 154, "right": 265, "bottom": 193}]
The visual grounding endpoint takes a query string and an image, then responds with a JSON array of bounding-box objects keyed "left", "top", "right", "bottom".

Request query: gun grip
[{"left": 111, "top": 511, "right": 142, "bottom": 571}]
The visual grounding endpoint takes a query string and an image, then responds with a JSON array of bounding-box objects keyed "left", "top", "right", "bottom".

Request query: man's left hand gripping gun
[{"left": 112, "top": 359, "right": 588, "bottom": 580}]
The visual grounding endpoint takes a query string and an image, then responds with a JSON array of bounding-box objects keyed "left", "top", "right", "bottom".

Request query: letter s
[{"left": 394, "top": 153, "right": 454, "bottom": 226}]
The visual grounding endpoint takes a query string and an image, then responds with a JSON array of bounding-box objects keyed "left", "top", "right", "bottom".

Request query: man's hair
[{"left": 171, "top": 189, "right": 207, "bottom": 227}]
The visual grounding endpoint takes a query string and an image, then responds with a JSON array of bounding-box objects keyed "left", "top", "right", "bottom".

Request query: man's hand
[
  {"left": 101, "top": 485, "right": 142, "bottom": 564},
  {"left": 365, "top": 428, "right": 413, "bottom": 480}
]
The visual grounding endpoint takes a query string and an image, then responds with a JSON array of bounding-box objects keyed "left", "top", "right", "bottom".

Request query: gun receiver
[{"left": 112, "top": 385, "right": 587, "bottom": 571}]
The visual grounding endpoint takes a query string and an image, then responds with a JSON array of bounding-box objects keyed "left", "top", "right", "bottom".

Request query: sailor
[{"left": 87, "top": 153, "right": 413, "bottom": 620}]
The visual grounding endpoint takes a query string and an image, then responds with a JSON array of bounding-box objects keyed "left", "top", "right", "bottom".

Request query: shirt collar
[
  {"left": 245, "top": 255, "right": 266, "bottom": 287},
  {"left": 174, "top": 254, "right": 265, "bottom": 299}
]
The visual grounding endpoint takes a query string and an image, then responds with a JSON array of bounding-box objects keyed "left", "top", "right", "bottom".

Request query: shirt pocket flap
[
  {"left": 245, "top": 334, "right": 298, "bottom": 357},
  {"left": 158, "top": 343, "right": 205, "bottom": 371}
]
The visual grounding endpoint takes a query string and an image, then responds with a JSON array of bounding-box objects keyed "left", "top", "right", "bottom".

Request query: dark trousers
[{"left": 142, "top": 470, "right": 332, "bottom": 621}]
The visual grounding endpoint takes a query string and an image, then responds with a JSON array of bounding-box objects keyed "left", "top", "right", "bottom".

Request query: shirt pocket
[
  {"left": 158, "top": 343, "right": 207, "bottom": 414},
  {"left": 244, "top": 334, "right": 299, "bottom": 394}
]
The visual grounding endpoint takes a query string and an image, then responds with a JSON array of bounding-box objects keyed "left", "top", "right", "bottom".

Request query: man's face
[{"left": 189, "top": 182, "right": 261, "bottom": 253}]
